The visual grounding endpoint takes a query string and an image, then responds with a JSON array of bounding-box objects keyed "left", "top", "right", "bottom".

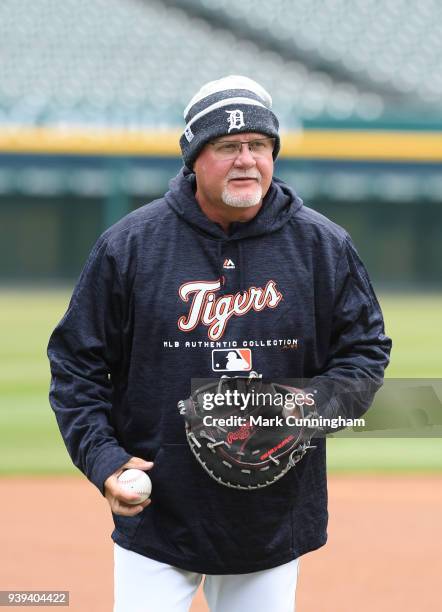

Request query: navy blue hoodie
[{"left": 48, "top": 168, "right": 391, "bottom": 574}]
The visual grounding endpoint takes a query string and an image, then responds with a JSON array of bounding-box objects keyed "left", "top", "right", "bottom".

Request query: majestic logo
[
  {"left": 223, "top": 258, "right": 235, "bottom": 269},
  {"left": 178, "top": 279, "right": 283, "bottom": 341},
  {"left": 226, "top": 109, "right": 245, "bottom": 132},
  {"left": 212, "top": 348, "right": 252, "bottom": 372},
  {"left": 184, "top": 126, "right": 194, "bottom": 142}
]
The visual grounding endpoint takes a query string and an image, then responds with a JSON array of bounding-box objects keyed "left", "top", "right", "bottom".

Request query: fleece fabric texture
[{"left": 48, "top": 168, "right": 391, "bottom": 574}]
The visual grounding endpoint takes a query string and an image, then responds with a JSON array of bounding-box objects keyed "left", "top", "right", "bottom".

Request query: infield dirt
[{"left": 0, "top": 476, "right": 440, "bottom": 611}]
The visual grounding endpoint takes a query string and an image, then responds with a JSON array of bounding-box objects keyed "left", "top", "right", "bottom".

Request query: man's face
[{"left": 193, "top": 132, "right": 274, "bottom": 211}]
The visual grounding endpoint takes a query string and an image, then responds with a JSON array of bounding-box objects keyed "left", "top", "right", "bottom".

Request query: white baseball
[{"left": 117, "top": 469, "right": 152, "bottom": 504}]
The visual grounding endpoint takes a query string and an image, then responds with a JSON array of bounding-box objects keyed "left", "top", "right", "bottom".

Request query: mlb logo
[{"left": 212, "top": 348, "right": 252, "bottom": 372}]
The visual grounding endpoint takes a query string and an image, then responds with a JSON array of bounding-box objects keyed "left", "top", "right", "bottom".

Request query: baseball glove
[{"left": 178, "top": 375, "right": 319, "bottom": 490}]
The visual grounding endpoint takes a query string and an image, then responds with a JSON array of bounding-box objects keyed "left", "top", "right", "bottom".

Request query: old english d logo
[{"left": 226, "top": 109, "right": 245, "bottom": 132}]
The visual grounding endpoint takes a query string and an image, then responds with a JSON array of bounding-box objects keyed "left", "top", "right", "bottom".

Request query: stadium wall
[{"left": 0, "top": 128, "right": 441, "bottom": 288}]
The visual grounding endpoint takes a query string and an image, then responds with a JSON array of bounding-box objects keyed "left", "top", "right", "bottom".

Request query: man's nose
[{"left": 233, "top": 143, "right": 257, "bottom": 167}]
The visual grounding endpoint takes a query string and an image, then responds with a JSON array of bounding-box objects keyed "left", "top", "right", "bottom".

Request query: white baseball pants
[{"left": 114, "top": 543, "right": 300, "bottom": 612}]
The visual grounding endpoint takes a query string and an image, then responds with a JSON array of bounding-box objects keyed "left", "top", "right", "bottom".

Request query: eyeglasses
[{"left": 209, "top": 137, "right": 275, "bottom": 160}]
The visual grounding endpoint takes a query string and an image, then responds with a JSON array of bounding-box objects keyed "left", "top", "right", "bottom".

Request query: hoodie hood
[{"left": 165, "top": 166, "right": 303, "bottom": 241}]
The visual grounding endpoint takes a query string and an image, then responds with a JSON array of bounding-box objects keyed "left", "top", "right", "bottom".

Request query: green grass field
[{"left": 0, "top": 290, "right": 441, "bottom": 475}]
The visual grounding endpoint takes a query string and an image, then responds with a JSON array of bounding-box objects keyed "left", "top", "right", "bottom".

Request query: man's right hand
[{"left": 104, "top": 456, "right": 154, "bottom": 516}]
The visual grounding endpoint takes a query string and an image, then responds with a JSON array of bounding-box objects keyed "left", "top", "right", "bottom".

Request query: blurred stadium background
[{"left": 0, "top": 0, "right": 441, "bottom": 474}]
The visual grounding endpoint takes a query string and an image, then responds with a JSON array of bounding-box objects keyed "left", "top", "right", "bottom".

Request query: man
[{"left": 48, "top": 75, "right": 391, "bottom": 611}]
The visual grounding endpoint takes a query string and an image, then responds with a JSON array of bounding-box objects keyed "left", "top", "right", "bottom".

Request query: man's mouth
[{"left": 228, "top": 177, "right": 259, "bottom": 183}]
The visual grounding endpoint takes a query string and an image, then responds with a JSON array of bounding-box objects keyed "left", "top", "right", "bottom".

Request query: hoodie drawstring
[
  {"left": 217, "top": 241, "right": 224, "bottom": 289},
  {"left": 238, "top": 241, "right": 245, "bottom": 292}
]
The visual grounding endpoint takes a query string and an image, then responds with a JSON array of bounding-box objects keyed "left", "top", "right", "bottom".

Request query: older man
[{"left": 48, "top": 76, "right": 391, "bottom": 611}]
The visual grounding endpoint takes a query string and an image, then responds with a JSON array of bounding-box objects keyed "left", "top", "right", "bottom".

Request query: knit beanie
[{"left": 180, "top": 75, "right": 280, "bottom": 170}]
